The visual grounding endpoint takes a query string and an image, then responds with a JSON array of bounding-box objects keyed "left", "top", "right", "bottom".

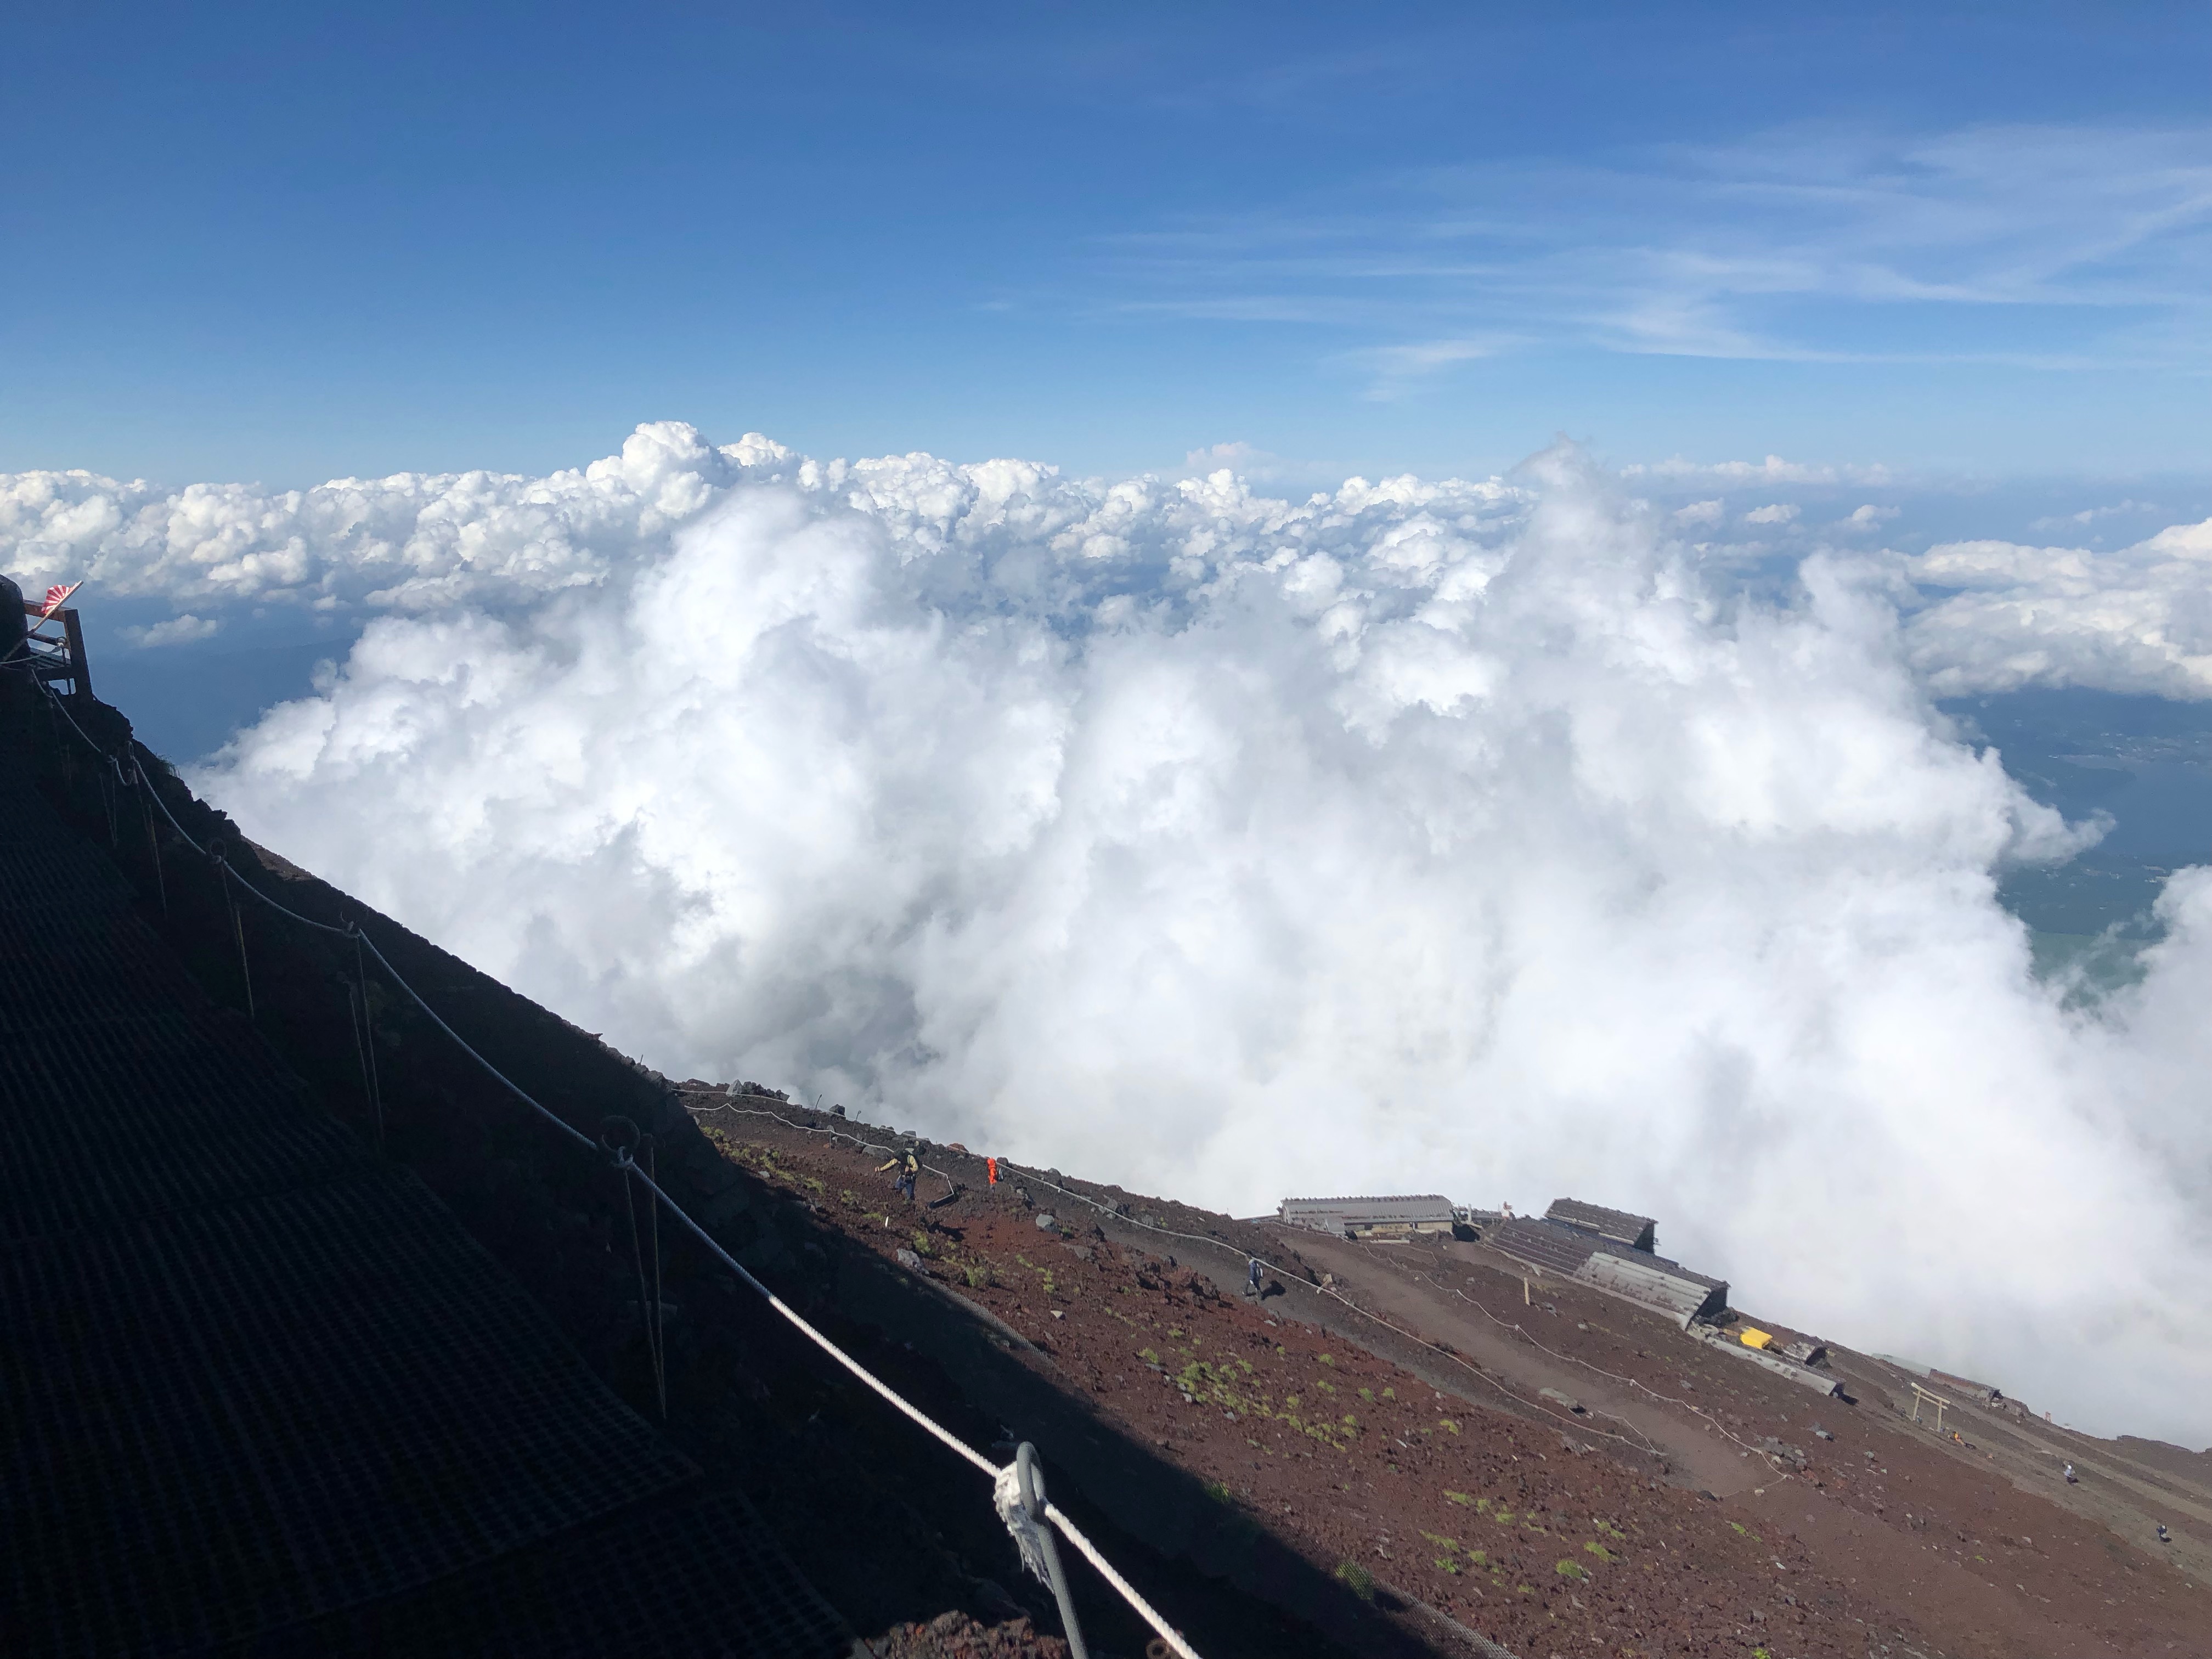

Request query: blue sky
[{"left": 4, "top": 1, "right": 2205, "bottom": 487}]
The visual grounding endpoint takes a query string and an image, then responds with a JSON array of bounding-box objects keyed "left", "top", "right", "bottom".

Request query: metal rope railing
[{"left": 12, "top": 669, "right": 1201, "bottom": 1659}]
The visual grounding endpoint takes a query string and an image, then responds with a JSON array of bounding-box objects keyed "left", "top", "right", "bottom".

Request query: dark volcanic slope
[
  {"left": 17, "top": 661, "right": 2207, "bottom": 1659},
  {"left": 7, "top": 681, "right": 1370, "bottom": 1658},
  {"left": 0, "top": 728, "right": 851, "bottom": 1657}
]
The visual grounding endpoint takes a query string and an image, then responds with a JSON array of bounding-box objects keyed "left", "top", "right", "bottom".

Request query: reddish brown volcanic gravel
[
  {"left": 870, "top": 1612, "right": 1071, "bottom": 1658},
  {"left": 696, "top": 1107, "right": 2212, "bottom": 1658}
]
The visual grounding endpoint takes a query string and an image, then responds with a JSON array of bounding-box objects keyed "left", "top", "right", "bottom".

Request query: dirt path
[
  {"left": 1271, "top": 1227, "right": 2212, "bottom": 1658},
  {"left": 1283, "top": 1231, "right": 1765, "bottom": 1500},
  {"left": 696, "top": 1102, "right": 2212, "bottom": 1657}
]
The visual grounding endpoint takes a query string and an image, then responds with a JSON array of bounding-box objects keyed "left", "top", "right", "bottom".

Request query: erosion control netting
[
  {"left": 1, "top": 768, "right": 743, "bottom": 1657},
  {"left": 0, "top": 780, "right": 363, "bottom": 1241},
  {"left": 2, "top": 1166, "right": 701, "bottom": 1657},
  {"left": 225, "top": 1492, "right": 856, "bottom": 1659},
  {"left": 0, "top": 1008, "right": 366, "bottom": 1241}
]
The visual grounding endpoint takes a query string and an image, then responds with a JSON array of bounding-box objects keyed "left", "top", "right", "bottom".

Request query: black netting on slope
[
  {"left": 228, "top": 1493, "right": 856, "bottom": 1659},
  {"left": 0, "top": 1006, "right": 364, "bottom": 1241},
  {"left": 0, "top": 835, "right": 138, "bottom": 909},
  {"left": 1, "top": 1168, "right": 697, "bottom": 1658},
  {"left": 0, "top": 871, "right": 212, "bottom": 1036}
]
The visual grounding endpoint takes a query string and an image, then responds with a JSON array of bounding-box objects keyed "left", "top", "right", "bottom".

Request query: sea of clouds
[{"left": 7, "top": 423, "right": 2211, "bottom": 1444}]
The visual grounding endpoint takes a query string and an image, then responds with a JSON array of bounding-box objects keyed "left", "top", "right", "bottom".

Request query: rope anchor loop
[
  {"left": 599, "top": 1115, "right": 642, "bottom": 1168},
  {"left": 996, "top": 1443, "right": 1091, "bottom": 1659}
]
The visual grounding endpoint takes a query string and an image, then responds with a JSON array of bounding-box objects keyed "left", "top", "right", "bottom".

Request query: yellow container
[{"left": 1738, "top": 1328, "right": 1774, "bottom": 1350}]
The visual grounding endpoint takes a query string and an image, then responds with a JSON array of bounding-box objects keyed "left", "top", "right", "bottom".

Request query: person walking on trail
[
  {"left": 877, "top": 1149, "right": 919, "bottom": 1204},
  {"left": 1246, "top": 1258, "right": 1264, "bottom": 1299}
]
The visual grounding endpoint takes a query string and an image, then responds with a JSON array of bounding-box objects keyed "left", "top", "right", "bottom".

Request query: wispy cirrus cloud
[{"left": 1096, "top": 122, "right": 2212, "bottom": 390}]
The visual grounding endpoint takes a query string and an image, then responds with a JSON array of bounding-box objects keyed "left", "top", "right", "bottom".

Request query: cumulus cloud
[
  {"left": 1742, "top": 503, "right": 1801, "bottom": 525},
  {"left": 71, "top": 423, "right": 2195, "bottom": 1446},
  {"left": 0, "top": 423, "right": 798, "bottom": 613},
  {"left": 121, "top": 613, "right": 221, "bottom": 648},
  {"left": 1904, "top": 518, "right": 2212, "bottom": 697},
  {"left": 1672, "top": 499, "right": 1724, "bottom": 528},
  {"left": 1842, "top": 504, "right": 1899, "bottom": 530}
]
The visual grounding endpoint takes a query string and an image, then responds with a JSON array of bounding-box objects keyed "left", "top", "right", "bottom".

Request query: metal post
[
  {"left": 347, "top": 977, "right": 384, "bottom": 1156},
  {"left": 1015, "top": 1443, "right": 1090, "bottom": 1659},
  {"left": 142, "top": 786, "right": 168, "bottom": 917},
  {"left": 222, "top": 862, "right": 255, "bottom": 1021},
  {"left": 352, "top": 934, "right": 382, "bottom": 1149},
  {"left": 644, "top": 1133, "right": 666, "bottom": 1421}
]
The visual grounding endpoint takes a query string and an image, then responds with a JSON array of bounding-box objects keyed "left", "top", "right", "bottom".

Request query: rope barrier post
[
  {"left": 218, "top": 859, "right": 255, "bottom": 1022},
  {"left": 644, "top": 1130, "right": 665, "bottom": 1421},
  {"left": 345, "top": 975, "right": 385, "bottom": 1157},
  {"left": 1006, "top": 1443, "right": 1089, "bottom": 1659},
  {"left": 602, "top": 1117, "right": 667, "bottom": 1420},
  {"left": 129, "top": 763, "right": 169, "bottom": 917},
  {"left": 48, "top": 691, "right": 70, "bottom": 792},
  {"left": 348, "top": 932, "right": 384, "bottom": 1153}
]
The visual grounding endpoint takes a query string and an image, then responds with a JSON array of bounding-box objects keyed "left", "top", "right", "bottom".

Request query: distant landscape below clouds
[{"left": 7, "top": 425, "right": 2212, "bottom": 1446}]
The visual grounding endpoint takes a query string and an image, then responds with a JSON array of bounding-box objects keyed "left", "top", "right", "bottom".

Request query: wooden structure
[
  {"left": 19, "top": 601, "right": 93, "bottom": 699},
  {"left": 1910, "top": 1381, "right": 1953, "bottom": 1432}
]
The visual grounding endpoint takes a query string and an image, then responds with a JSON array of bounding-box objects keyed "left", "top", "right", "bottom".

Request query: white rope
[
  {"left": 22, "top": 679, "right": 1212, "bottom": 1654},
  {"left": 1042, "top": 1502, "right": 1200, "bottom": 1659},
  {"left": 332, "top": 943, "right": 1204, "bottom": 1649}
]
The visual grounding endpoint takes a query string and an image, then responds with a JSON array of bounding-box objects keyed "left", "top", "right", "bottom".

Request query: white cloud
[
  {"left": 90, "top": 422, "right": 2209, "bottom": 1447},
  {"left": 1105, "top": 122, "right": 2212, "bottom": 371},
  {"left": 1843, "top": 504, "right": 1899, "bottom": 529},
  {"left": 2028, "top": 499, "right": 2160, "bottom": 532},
  {"left": 1340, "top": 336, "right": 1514, "bottom": 399},
  {"left": 1743, "top": 503, "right": 1801, "bottom": 525},
  {"left": 121, "top": 613, "right": 221, "bottom": 648},
  {"left": 1672, "top": 499, "right": 1724, "bottom": 528},
  {"left": 1182, "top": 441, "right": 1270, "bottom": 472},
  {"left": 1622, "top": 454, "right": 1894, "bottom": 487},
  {"left": 0, "top": 422, "right": 795, "bottom": 613},
  {"left": 1904, "top": 518, "right": 2212, "bottom": 697}
]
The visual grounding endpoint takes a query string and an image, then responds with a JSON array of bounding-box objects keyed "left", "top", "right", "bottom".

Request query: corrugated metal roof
[
  {"left": 1544, "top": 1198, "right": 1657, "bottom": 1251},
  {"left": 1278, "top": 1194, "right": 1456, "bottom": 1231},
  {"left": 1488, "top": 1218, "right": 1726, "bottom": 1303},
  {"left": 1575, "top": 1252, "right": 1728, "bottom": 1323},
  {"left": 1487, "top": 1217, "right": 1605, "bottom": 1276}
]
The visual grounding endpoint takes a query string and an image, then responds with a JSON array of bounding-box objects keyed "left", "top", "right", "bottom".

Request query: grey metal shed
[{"left": 1277, "top": 1194, "right": 1457, "bottom": 1238}]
